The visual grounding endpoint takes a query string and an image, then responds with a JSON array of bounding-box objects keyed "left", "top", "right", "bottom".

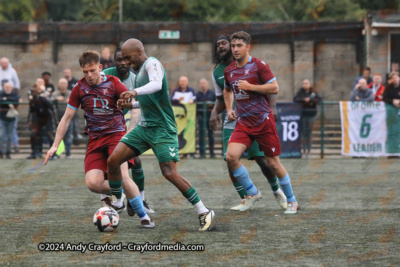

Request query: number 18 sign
[{"left": 276, "top": 103, "right": 302, "bottom": 158}]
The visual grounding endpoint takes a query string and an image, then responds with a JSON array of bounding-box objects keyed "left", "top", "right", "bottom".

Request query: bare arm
[
  {"left": 44, "top": 107, "right": 77, "bottom": 164},
  {"left": 209, "top": 96, "right": 226, "bottom": 131},
  {"left": 268, "top": 94, "right": 278, "bottom": 121},
  {"left": 238, "top": 80, "right": 279, "bottom": 95},
  {"left": 223, "top": 86, "right": 237, "bottom": 121},
  {"left": 128, "top": 109, "right": 141, "bottom": 132}
]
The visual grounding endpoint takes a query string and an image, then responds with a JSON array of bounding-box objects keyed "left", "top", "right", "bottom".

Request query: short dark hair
[
  {"left": 114, "top": 47, "right": 121, "bottom": 59},
  {"left": 79, "top": 50, "right": 100, "bottom": 67},
  {"left": 231, "top": 31, "right": 251, "bottom": 45},
  {"left": 42, "top": 71, "right": 51, "bottom": 76},
  {"left": 364, "top": 66, "right": 371, "bottom": 72}
]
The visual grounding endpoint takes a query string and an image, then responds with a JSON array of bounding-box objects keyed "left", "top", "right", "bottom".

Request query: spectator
[
  {"left": 63, "top": 68, "right": 81, "bottom": 143},
  {"left": 100, "top": 47, "right": 115, "bottom": 69},
  {"left": 27, "top": 85, "right": 58, "bottom": 159},
  {"left": 349, "top": 78, "right": 375, "bottom": 101},
  {"left": 51, "top": 78, "right": 72, "bottom": 159},
  {"left": 170, "top": 76, "right": 196, "bottom": 104},
  {"left": 42, "top": 71, "right": 55, "bottom": 98},
  {"left": 0, "top": 57, "right": 20, "bottom": 90},
  {"left": 353, "top": 67, "right": 372, "bottom": 88},
  {"left": 386, "top": 62, "right": 399, "bottom": 83},
  {"left": 196, "top": 78, "right": 216, "bottom": 158},
  {"left": 383, "top": 71, "right": 400, "bottom": 108},
  {"left": 11, "top": 92, "right": 22, "bottom": 153},
  {"left": 294, "top": 79, "right": 320, "bottom": 157},
  {"left": 197, "top": 79, "right": 216, "bottom": 157},
  {"left": 64, "top": 68, "right": 78, "bottom": 90},
  {"left": 28, "top": 78, "right": 46, "bottom": 100},
  {"left": 367, "top": 74, "right": 385, "bottom": 101},
  {"left": 0, "top": 82, "right": 19, "bottom": 159}
]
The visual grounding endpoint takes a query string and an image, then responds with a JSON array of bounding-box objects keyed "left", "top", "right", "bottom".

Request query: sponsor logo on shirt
[{"left": 93, "top": 97, "right": 113, "bottom": 115}]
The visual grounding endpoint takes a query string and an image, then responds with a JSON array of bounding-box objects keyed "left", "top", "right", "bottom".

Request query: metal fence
[{"left": 4, "top": 101, "right": 343, "bottom": 158}]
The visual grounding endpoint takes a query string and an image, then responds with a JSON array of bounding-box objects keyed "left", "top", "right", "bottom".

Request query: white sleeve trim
[
  {"left": 212, "top": 73, "right": 223, "bottom": 97},
  {"left": 131, "top": 102, "right": 140, "bottom": 109},
  {"left": 134, "top": 58, "right": 164, "bottom": 96}
]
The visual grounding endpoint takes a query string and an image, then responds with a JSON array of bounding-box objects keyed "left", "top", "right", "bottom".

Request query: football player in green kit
[
  {"left": 209, "top": 34, "right": 287, "bottom": 212},
  {"left": 107, "top": 39, "right": 215, "bottom": 231},
  {"left": 103, "top": 48, "right": 155, "bottom": 215}
]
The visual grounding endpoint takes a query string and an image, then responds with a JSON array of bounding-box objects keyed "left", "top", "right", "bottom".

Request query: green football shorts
[{"left": 121, "top": 125, "right": 180, "bottom": 163}]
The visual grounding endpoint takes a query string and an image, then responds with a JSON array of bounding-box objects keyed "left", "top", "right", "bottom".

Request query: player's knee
[
  {"left": 133, "top": 156, "right": 141, "bottom": 167},
  {"left": 107, "top": 154, "right": 120, "bottom": 170},
  {"left": 265, "top": 158, "right": 280, "bottom": 172},
  {"left": 225, "top": 153, "right": 239, "bottom": 169},
  {"left": 161, "top": 167, "right": 174, "bottom": 179},
  {"left": 86, "top": 178, "right": 99, "bottom": 193}
]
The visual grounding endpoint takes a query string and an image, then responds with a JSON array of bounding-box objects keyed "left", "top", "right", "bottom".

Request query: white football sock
[
  {"left": 194, "top": 201, "right": 209, "bottom": 215},
  {"left": 140, "top": 191, "right": 145, "bottom": 200},
  {"left": 273, "top": 188, "right": 283, "bottom": 194}
]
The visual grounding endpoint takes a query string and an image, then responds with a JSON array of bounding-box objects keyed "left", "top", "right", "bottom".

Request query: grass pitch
[{"left": 0, "top": 157, "right": 399, "bottom": 266}]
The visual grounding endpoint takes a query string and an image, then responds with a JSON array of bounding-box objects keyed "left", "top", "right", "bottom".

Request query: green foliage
[
  {"left": 0, "top": 0, "right": 398, "bottom": 22},
  {"left": 0, "top": 0, "right": 33, "bottom": 22}
]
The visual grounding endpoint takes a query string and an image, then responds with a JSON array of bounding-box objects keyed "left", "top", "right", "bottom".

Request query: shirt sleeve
[
  {"left": 257, "top": 60, "right": 276, "bottom": 84},
  {"left": 134, "top": 58, "right": 164, "bottom": 96},
  {"left": 212, "top": 73, "right": 223, "bottom": 96},
  {"left": 112, "top": 77, "right": 128, "bottom": 98},
  {"left": 223, "top": 69, "right": 230, "bottom": 89},
  {"left": 67, "top": 84, "right": 81, "bottom": 110}
]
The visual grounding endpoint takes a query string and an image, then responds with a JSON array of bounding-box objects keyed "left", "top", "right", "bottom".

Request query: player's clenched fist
[
  {"left": 117, "top": 98, "right": 133, "bottom": 110},
  {"left": 227, "top": 109, "right": 237, "bottom": 121},
  {"left": 238, "top": 80, "right": 253, "bottom": 91}
]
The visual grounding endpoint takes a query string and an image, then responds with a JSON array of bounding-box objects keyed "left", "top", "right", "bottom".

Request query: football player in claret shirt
[
  {"left": 103, "top": 48, "right": 155, "bottom": 215},
  {"left": 209, "top": 34, "right": 287, "bottom": 212},
  {"left": 223, "top": 31, "right": 299, "bottom": 214},
  {"left": 44, "top": 50, "right": 154, "bottom": 227}
]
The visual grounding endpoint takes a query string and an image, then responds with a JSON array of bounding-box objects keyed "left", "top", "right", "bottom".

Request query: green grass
[{"left": 0, "top": 158, "right": 399, "bottom": 266}]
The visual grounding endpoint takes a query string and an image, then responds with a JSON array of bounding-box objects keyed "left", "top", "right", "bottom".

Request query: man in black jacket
[
  {"left": 293, "top": 79, "right": 320, "bottom": 156},
  {"left": 27, "top": 85, "right": 58, "bottom": 159},
  {"left": 384, "top": 72, "right": 400, "bottom": 108}
]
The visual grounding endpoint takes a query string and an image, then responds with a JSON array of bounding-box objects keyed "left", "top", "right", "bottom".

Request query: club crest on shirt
[
  {"left": 245, "top": 69, "right": 249, "bottom": 76},
  {"left": 102, "top": 89, "right": 108, "bottom": 95},
  {"left": 85, "top": 90, "right": 89, "bottom": 94}
]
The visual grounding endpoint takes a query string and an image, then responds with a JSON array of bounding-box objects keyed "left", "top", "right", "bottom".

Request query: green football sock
[
  {"left": 268, "top": 176, "right": 280, "bottom": 192},
  {"left": 233, "top": 182, "right": 248, "bottom": 199},
  {"left": 182, "top": 187, "right": 201, "bottom": 205},
  {"left": 131, "top": 164, "right": 145, "bottom": 192},
  {"left": 109, "top": 180, "right": 123, "bottom": 199}
]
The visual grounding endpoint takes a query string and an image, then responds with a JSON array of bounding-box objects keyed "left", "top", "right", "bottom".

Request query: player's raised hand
[
  {"left": 44, "top": 146, "right": 58, "bottom": 165},
  {"left": 227, "top": 110, "right": 237, "bottom": 121},
  {"left": 238, "top": 80, "right": 253, "bottom": 91},
  {"left": 209, "top": 111, "right": 221, "bottom": 132}
]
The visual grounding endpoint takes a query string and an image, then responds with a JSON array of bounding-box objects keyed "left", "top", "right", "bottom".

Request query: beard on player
[{"left": 217, "top": 49, "right": 233, "bottom": 63}]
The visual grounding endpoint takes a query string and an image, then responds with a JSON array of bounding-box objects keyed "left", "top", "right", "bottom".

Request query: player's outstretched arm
[
  {"left": 44, "top": 107, "right": 77, "bottom": 165},
  {"left": 238, "top": 80, "right": 279, "bottom": 95}
]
